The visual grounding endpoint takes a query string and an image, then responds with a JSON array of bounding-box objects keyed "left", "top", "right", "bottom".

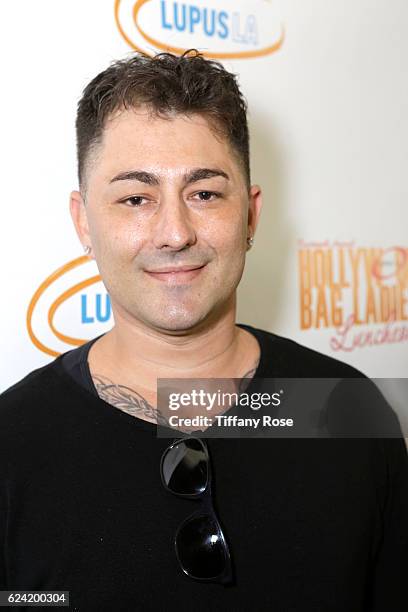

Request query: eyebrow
[{"left": 109, "top": 167, "right": 230, "bottom": 186}]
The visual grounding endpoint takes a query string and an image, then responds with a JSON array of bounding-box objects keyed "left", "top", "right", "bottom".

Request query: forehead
[{"left": 92, "top": 107, "right": 239, "bottom": 179}]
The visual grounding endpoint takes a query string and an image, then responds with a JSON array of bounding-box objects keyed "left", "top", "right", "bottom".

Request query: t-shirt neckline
[{"left": 52, "top": 322, "right": 269, "bottom": 435}]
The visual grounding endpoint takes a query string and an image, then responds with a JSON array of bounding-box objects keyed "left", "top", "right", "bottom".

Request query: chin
[{"left": 147, "top": 311, "right": 208, "bottom": 334}]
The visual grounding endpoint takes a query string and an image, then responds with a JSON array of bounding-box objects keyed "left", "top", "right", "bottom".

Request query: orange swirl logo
[
  {"left": 26, "top": 257, "right": 111, "bottom": 357},
  {"left": 115, "top": 0, "right": 285, "bottom": 59}
]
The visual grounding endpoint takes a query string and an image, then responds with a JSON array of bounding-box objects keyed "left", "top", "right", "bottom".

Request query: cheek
[
  {"left": 204, "top": 230, "right": 246, "bottom": 287},
  {"left": 92, "top": 215, "right": 145, "bottom": 257},
  {"left": 209, "top": 224, "right": 246, "bottom": 261},
  {"left": 200, "top": 210, "right": 246, "bottom": 247}
]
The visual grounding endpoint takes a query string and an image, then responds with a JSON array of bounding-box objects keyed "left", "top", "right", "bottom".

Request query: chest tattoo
[{"left": 91, "top": 356, "right": 260, "bottom": 425}]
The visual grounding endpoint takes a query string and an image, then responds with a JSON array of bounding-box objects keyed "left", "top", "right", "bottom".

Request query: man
[{"left": 0, "top": 49, "right": 407, "bottom": 611}]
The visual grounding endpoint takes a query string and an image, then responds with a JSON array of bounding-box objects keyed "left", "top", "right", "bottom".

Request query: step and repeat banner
[{"left": 1, "top": 0, "right": 407, "bottom": 391}]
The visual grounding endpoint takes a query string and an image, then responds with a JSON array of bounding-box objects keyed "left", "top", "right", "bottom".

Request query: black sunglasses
[{"left": 160, "top": 436, "right": 233, "bottom": 584}]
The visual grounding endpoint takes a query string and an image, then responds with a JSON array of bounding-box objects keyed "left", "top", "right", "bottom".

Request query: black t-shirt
[{"left": 0, "top": 323, "right": 407, "bottom": 611}]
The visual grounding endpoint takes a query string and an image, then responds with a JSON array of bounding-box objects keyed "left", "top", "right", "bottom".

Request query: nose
[{"left": 152, "top": 196, "right": 197, "bottom": 251}]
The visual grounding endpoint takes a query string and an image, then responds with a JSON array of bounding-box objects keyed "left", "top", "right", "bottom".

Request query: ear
[
  {"left": 247, "top": 184, "right": 262, "bottom": 241},
  {"left": 69, "top": 190, "right": 94, "bottom": 258}
]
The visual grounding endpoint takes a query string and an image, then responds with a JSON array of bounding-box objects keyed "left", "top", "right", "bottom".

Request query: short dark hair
[{"left": 75, "top": 49, "right": 250, "bottom": 192}]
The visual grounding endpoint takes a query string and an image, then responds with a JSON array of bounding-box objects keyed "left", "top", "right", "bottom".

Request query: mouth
[{"left": 144, "top": 264, "right": 207, "bottom": 283}]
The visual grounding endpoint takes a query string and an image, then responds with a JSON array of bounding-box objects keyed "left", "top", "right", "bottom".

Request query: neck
[
  {"left": 110, "top": 315, "right": 238, "bottom": 376},
  {"left": 89, "top": 302, "right": 259, "bottom": 392}
]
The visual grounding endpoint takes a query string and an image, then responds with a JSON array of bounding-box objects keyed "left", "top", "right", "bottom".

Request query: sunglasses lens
[
  {"left": 176, "top": 514, "right": 227, "bottom": 579},
  {"left": 162, "top": 438, "right": 208, "bottom": 495}
]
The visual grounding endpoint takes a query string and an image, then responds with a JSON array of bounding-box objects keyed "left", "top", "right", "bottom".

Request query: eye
[
  {"left": 193, "top": 191, "right": 220, "bottom": 202},
  {"left": 120, "top": 196, "right": 148, "bottom": 207}
]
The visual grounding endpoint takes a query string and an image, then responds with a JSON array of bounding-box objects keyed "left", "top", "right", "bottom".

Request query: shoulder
[
  {"left": 250, "top": 325, "right": 366, "bottom": 377},
  {"left": 0, "top": 359, "right": 58, "bottom": 402},
  {"left": 248, "top": 325, "right": 406, "bottom": 438},
  {"left": 0, "top": 358, "right": 67, "bottom": 432},
  {"left": 0, "top": 355, "right": 87, "bottom": 471}
]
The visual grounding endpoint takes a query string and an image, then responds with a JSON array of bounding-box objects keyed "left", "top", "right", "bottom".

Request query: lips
[
  {"left": 146, "top": 265, "right": 205, "bottom": 274},
  {"left": 145, "top": 264, "right": 206, "bottom": 283}
]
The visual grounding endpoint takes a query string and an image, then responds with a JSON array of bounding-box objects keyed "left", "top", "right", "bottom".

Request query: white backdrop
[{"left": 1, "top": 0, "right": 407, "bottom": 392}]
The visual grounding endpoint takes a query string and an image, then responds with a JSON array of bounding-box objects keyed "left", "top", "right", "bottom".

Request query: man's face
[{"left": 70, "top": 107, "right": 262, "bottom": 333}]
